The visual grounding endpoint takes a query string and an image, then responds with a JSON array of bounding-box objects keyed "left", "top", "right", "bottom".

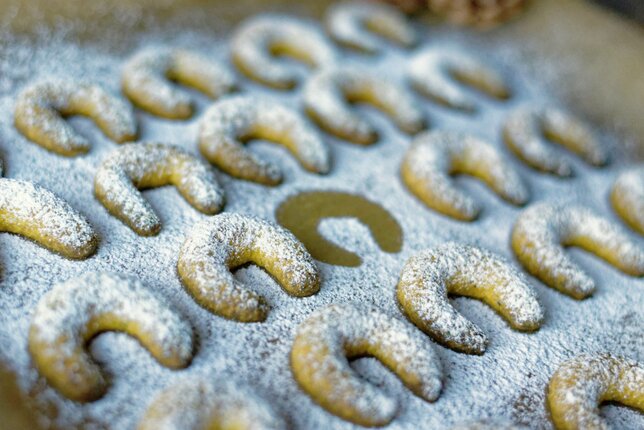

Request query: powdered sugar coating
[
  {"left": 14, "top": 79, "right": 137, "bottom": 156},
  {"left": 325, "top": 0, "right": 416, "bottom": 53},
  {"left": 28, "top": 272, "right": 194, "bottom": 402},
  {"left": 610, "top": 167, "right": 644, "bottom": 235},
  {"left": 0, "top": 178, "right": 97, "bottom": 259},
  {"left": 547, "top": 354, "right": 644, "bottom": 430},
  {"left": 303, "top": 66, "right": 426, "bottom": 145},
  {"left": 401, "top": 130, "right": 529, "bottom": 221},
  {"left": 138, "top": 375, "right": 285, "bottom": 430},
  {"left": 511, "top": 202, "right": 644, "bottom": 299},
  {"left": 408, "top": 49, "right": 510, "bottom": 112},
  {"left": 199, "top": 95, "right": 330, "bottom": 185},
  {"left": 178, "top": 212, "right": 320, "bottom": 322},
  {"left": 122, "top": 47, "right": 237, "bottom": 119},
  {"left": 291, "top": 303, "right": 442, "bottom": 427},
  {"left": 94, "top": 142, "right": 225, "bottom": 236},
  {"left": 450, "top": 421, "right": 527, "bottom": 430},
  {"left": 503, "top": 106, "right": 608, "bottom": 177},
  {"left": 397, "top": 242, "right": 543, "bottom": 355},
  {"left": 231, "top": 14, "right": 336, "bottom": 89}
]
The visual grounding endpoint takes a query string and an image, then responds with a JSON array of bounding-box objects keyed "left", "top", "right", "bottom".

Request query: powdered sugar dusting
[
  {"left": 401, "top": 130, "right": 529, "bottom": 221},
  {"left": 95, "top": 142, "right": 225, "bottom": 236},
  {"left": 199, "top": 95, "right": 330, "bottom": 185},
  {"left": 325, "top": 0, "right": 416, "bottom": 53},
  {"left": 610, "top": 166, "right": 644, "bottom": 235}
]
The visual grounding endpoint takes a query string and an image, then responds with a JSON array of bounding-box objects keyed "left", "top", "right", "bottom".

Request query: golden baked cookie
[
  {"left": 503, "top": 106, "right": 608, "bottom": 177},
  {"left": 231, "top": 14, "right": 336, "bottom": 89},
  {"left": 28, "top": 272, "right": 193, "bottom": 402},
  {"left": 199, "top": 95, "right": 330, "bottom": 185},
  {"left": 291, "top": 303, "right": 442, "bottom": 427},
  {"left": 408, "top": 49, "right": 510, "bottom": 111},
  {"left": 138, "top": 376, "right": 285, "bottom": 430},
  {"left": 122, "top": 47, "right": 237, "bottom": 119},
  {"left": 325, "top": 0, "right": 416, "bottom": 53},
  {"left": 0, "top": 178, "right": 97, "bottom": 259},
  {"left": 303, "top": 66, "right": 426, "bottom": 145},
  {"left": 14, "top": 79, "right": 137, "bottom": 156},
  {"left": 547, "top": 354, "right": 644, "bottom": 430},
  {"left": 401, "top": 130, "right": 528, "bottom": 221},
  {"left": 177, "top": 212, "right": 320, "bottom": 322},
  {"left": 95, "top": 142, "right": 225, "bottom": 236},
  {"left": 610, "top": 167, "right": 644, "bottom": 235},
  {"left": 397, "top": 242, "right": 543, "bottom": 355},
  {"left": 511, "top": 202, "right": 644, "bottom": 299}
]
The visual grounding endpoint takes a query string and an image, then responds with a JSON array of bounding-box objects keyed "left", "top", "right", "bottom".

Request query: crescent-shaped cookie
[
  {"left": 408, "top": 49, "right": 510, "bottom": 111},
  {"left": 231, "top": 14, "right": 336, "bottom": 89},
  {"left": 401, "top": 130, "right": 528, "bottom": 221},
  {"left": 177, "top": 212, "right": 320, "bottom": 322},
  {"left": 511, "top": 202, "right": 644, "bottom": 299},
  {"left": 199, "top": 96, "right": 330, "bottom": 185},
  {"left": 28, "top": 272, "right": 194, "bottom": 402},
  {"left": 291, "top": 304, "right": 442, "bottom": 427},
  {"left": 547, "top": 354, "right": 644, "bottom": 430},
  {"left": 303, "top": 66, "right": 426, "bottom": 145},
  {"left": 95, "top": 142, "right": 225, "bottom": 236},
  {"left": 14, "top": 79, "right": 137, "bottom": 156},
  {"left": 122, "top": 47, "right": 237, "bottom": 119},
  {"left": 610, "top": 167, "right": 644, "bottom": 235},
  {"left": 138, "top": 376, "right": 285, "bottom": 430},
  {"left": 503, "top": 106, "right": 607, "bottom": 176},
  {"left": 275, "top": 190, "right": 403, "bottom": 267},
  {"left": 325, "top": 0, "right": 416, "bottom": 53},
  {"left": 397, "top": 242, "right": 544, "bottom": 355},
  {"left": 0, "top": 178, "right": 97, "bottom": 259}
]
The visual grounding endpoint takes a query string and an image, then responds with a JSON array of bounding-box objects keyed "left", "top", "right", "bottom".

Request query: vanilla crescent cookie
[
  {"left": 199, "top": 96, "right": 330, "bottom": 185},
  {"left": 610, "top": 167, "right": 644, "bottom": 235},
  {"left": 14, "top": 79, "right": 137, "bottom": 156},
  {"left": 177, "top": 212, "right": 320, "bottom": 322},
  {"left": 401, "top": 130, "right": 528, "bottom": 221},
  {"left": 408, "top": 49, "right": 510, "bottom": 111},
  {"left": 122, "top": 47, "right": 237, "bottom": 119},
  {"left": 325, "top": 0, "right": 416, "bottom": 53},
  {"left": 397, "top": 242, "right": 544, "bottom": 355},
  {"left": 303, "top": 66, "right": 426, "bottom": 145},
  {"left": 28, "top": 272, "right": 193, "bottom": 402},
  {"left": 95, "top": 142, "right": 225, "bottom": 236},
  {"left": 503, "top": 106, "right": 607, "bottom": 176},
  {"left": 291, "top": 304, "right": 442, "bottom": 427},
  {"left": 511, "top": 202, "right": 644, "bottom": 299},
  {"left": 547, "top": 354, "right": 644, "bottom": 430},
  {"left": 138, "top": 376, "right": 285, "bottom": 430},
  {"left": 231, "top": 15, "right": 336, "bottom": 89},
  {"left": 0, "top": 178, "right": 97, "bottom": 259}
]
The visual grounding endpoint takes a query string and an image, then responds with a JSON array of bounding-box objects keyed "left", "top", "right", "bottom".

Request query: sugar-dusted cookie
[
  {"left": 450, "top": 421, "right": 527, "bottom": 430},
  {"left": 28, "top": 272, "right": 193, "bottom": 402},
  {"left": 0, "top": 178, "right": 97, "bottom": 259},
  {"left": 122, "top": 47, "right": 237, "bottom": 119},
  {"left": 178, "top": 212, "right": 320, "bottom": 322},
  {"left": 303, "top": 66, "right": 425, "bottom": 145},
  {"left": 291, "top": 303, "right": 442, "bottom": 427},
  {"left": 408, "top": 49, "right": 510, "bottom": 111},
  {"left": 547, "top": 354, "right": 644, "bottom": 430},
  {"left": 397, "top": 242, "right": 543, "bottom": 355},
  {"left": 95, "top": 142, "right": 225, "bottom": 236},
  {"left": 199, "top": 96, "right": 330, "bottom": 185},
  {"left": 511, "top": 202, "right": 644, "bottom": 299},
  {"left": 610, "top": 167, "right": 644, "bottom": 235},
  {"left": 138, "top": 376, "right": 285, "bottom": 430},
  {"left": 231, "top": 14, "right": 336, "bottom": 89},
  {"left": 503, "top": 106, "right": 607, "bottom": 177},
  {"left": 401, "top": 130, "right": 528, "bottom": 221},
  {"left": 325, "top": 0, "right": 416, "bottom": 53},
  {"left": 14, "top": 79, "right": 137, "bottom": 156}
]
